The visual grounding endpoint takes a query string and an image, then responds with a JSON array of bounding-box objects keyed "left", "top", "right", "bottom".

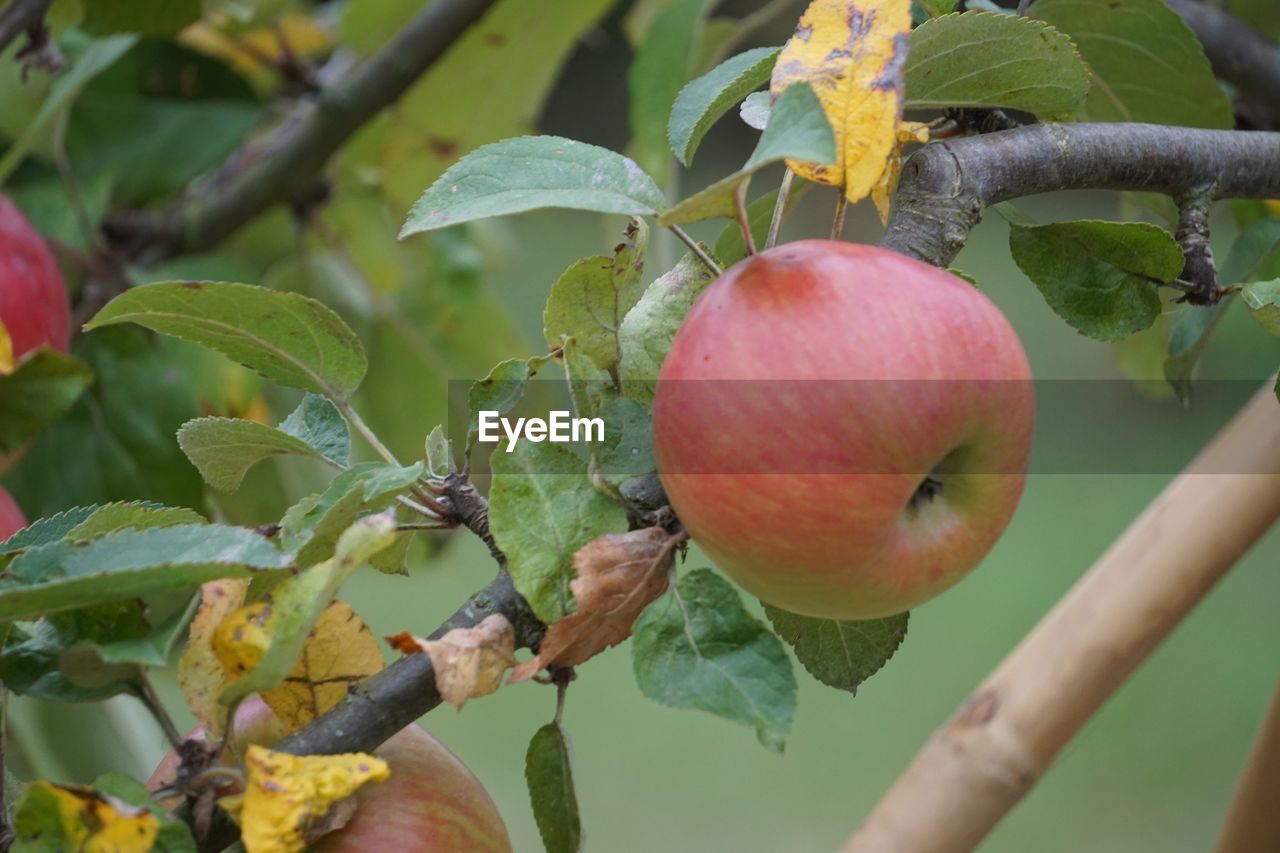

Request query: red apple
[
  {"left": 0, "top": 194, "right": 70, "bottom": 358},
  {"left": 0, "top": 485, "right": 26, "bottom": 539},
  {"left": 652, "top": 240, "right": 1034, "bottom": 619},
  {"left": 148, "top": 699, "right": 512, "bottom": 852}
]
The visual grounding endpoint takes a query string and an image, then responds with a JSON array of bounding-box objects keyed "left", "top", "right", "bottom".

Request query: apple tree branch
[
  {"left": 881, "top": 123, "right": 1280, "bottom": 269},
  {"left": 101, "top": 0, "right": 499, "bottom": 263}
]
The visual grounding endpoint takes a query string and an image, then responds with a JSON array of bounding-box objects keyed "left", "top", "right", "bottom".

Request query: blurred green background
[{"left": 6, "top": 1, "right": 1280, "bottom": 850}]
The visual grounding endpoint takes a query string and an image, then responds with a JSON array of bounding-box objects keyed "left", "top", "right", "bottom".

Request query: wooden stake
[
  {"left": 845, "top": 381, "right": 1280, "bottom": 853},
  {"left": 1215, "top": 680, "right": 1280, "bottom": 853}
]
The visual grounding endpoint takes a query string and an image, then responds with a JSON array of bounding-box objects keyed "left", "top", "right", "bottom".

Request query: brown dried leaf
[
  {"left": 508, "top": 527, "right": 678, "bottom": 683},
  {"left": 260, "top": 600, "right": 385, "bottom": 733},
  {"left": 387, "top": 613, "right": 515, "bottom": 710}
]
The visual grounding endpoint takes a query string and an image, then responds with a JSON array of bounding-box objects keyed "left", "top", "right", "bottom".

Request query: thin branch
[
  {"left": 667, "top": 224, "right": 723, "bottom": 276},
  {"left": 733, "top": 186, "right": 756, "bottom": 256},
  {"left": 0, "top": 0, "right": 50, "bottom": 56},
  {"left": 1174, "top": 193, "right": 1219, "bottom": 304},
  {"left": 766, "top": 168, "right": 795, "bottom": 250},
  {"left": 882, "top": 123, "right": 1280, "bottom": 268},
  {"left": 103, "top": 0, "right": 499, "bottom": 261},
  {"left": 1215, "top": 681, "right": 1280, "bottom": 853},
  {"left": 844, "top": 381, "right": 1280, "bottom": 852},
  {"left": 831, "top": 193, "right": 848, "bottom": 240},
  {"left": 1169, "top": 0, "right": 1280, "bottom": 130}
]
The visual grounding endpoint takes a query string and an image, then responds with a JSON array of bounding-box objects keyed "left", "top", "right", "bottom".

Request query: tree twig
[
  {"left": 1174, "top": 192, "right": 1218, "bottom": 304},
  {"left": 102, "top": 0, "right": 499, "bottom": 262},
  {"left": 844, "top": 380, "right": 1280, "bottom": 853},
  {"left": 882, "top": 123, "right": 1280, "bottom": 268},
  {"left": 1169, "top": 0, "right": 1280, "bottom": 130},
  {"left": 0, "top": 0, "right": 50, "bottom": 56},
  {"left": 1215, "top": 680, "right": 1280, "bottom": 853}
]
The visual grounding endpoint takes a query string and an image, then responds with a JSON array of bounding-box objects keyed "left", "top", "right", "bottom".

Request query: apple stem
[
  {"left": 666, "top": 224, "right": 723, "bottom": 276},
  {"left": 766, "top": 169, "right": 795, "bottom": 250},
  {"left": 831, "top": 193, "right": 848, "bottom": 240},
  {"left": 734, "top": 186, "right": 757, "bottom": 256}
]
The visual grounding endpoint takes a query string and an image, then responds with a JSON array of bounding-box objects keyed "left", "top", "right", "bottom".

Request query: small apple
[
  {"left": 148, "top": 699, "right": 512, "bottom": 852},
  {"left": 652, "top": 240, "right": 1034, "bottom": 619},
  {"left": 0, "top": 194, "right": 70, "bottom": 358},
  {"left": 0, "top": 485, "right": 25, "bottom": 540}
]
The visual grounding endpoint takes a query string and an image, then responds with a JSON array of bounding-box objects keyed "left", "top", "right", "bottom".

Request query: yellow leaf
[
  {"left": 770, "top": 0, "right": 912, "bottom": 204},
  {"left": 261, "top": 600, "right": 385, "bottom": 732},
  {"left": 180, "top": 578, "right": 250, "bottom": 737},
  {"left": 180, "top": 13, "right": 332, "bottom": 77},
  {"left": 213, "top": 599, "right": 273, "bottom": 683},
  {"left": 19, "top": 781, "right": 159, "bottom": 852},
  {"left": 1265, "top": 200, "right": 1280, "bottom": 217},
  {"left": 229, "top": 745, "right": 389, "bottom": 853},
  {"left": 387, "top": 614, "right": 515, "bottom": 710},
  {"left": 0, "top": 320, "right": 13, "bottom": 375},
  {"left": 871, "top": 120, "right": 930, "bottom": 223}
]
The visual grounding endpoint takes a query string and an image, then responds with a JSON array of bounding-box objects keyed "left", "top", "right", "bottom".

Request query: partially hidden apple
[
  {"left": 0, "top": 194, "right": 70, "bottom": 358},
  {"left": 0, "top": 485, "right": 26, "bottom": 539},
  {"left": 652, "top": 240, "right": 1034, "bottom": 620},
  {"left": 148, "top": 699, "right": 512, "bottom": 852}
]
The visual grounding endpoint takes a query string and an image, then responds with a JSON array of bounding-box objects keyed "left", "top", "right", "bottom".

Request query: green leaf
[
  {"left": 1241, "top": 280, "right": 1280, "bottom": 335},
  {"left": 279, "top": 462, "right": 423, "bottom": 567},
  {"left": 0, "top": 508, "right": 98, "bottom": 554},
  {"left": 2, "top": 329, "right": 203, "bottom": 516},
  {"left": 543, "top": 219, "right": 650, "bottom": 373},
  {"left": 904, "top": 12, "right": 1089, "bottom": 119},
  {"left": 739, "top": 90, "right": 769, "bottom": 130},
  {"left": 0, "top": 619, "right": 138, "bottom": 701},
  {"left": 467, "top": 356, "right": 553, "bottom": 450},
  {"left": 0, "top": 34, "right": 138, "bottom": 184},
  {"left": 561, "top": 339, "right": 656, "bottom": 489},
  {"left": 618, "top": 253, "right": 716, "bottom": 405},
  {"left": 1164, "top": 302, "right": 1231, "bottom": 406},
  {"left": 525, "top": 722, "right": 583, "bottom": 853},
  {"left": 424, "top": 424, "right": 456, "bottom": 479},
  {"left": 178, "top": 396, "right": 350, "bottom": 493},
  {"left": 659, "top": 83, "right": 835, "bottom": 226},
  {"left": 916, "top": 0, "right": 958, "bottom": 16},
  {"left": 86, "top": 594, "right": 199, "bottom": 668},
  {"left": 763, "top": 605, "right": 909, "bottom": 693},
  {"left": 401, "top": 136, "right": 667, "bottom": 237},
  {"left": 278, "top": 395, "right": 351, "bottom": 464},
  {"left": 1219, "top": 219, "right": 1280, "bottom": 285},
  {"left": 0, "top": 524, "right": 290, "bottom": 622},
  {"left": 81, "top": 0, "right": 201, "bottom": 36},
  {"left": 1031, "top": 0, "right": 1233, "bottom": 128},
  {"left": 669, "top": 46, "right": 780, "bottom": 166},
  {"left": 220, "top": 514, "right": 398, "bottom": 703},
  {"left": 632, "top": 568, "right": 796, "bottom": 752},
  {"left": 66, "top": 502, "right": 205, "bottom": 540},
  {"left": 1008, "top": 219, "right": 1183, "bottom": 341},
  {"left": 630, "top": 0, "right": 713, "bottom": 179},
  {"left": 85, "top": 282, "right": 368, "bottom": 398},
  {"left": 0, "top": 349, "right": 93, "bottom": 454},
  {"left": 355, "top": 0, "right": 614, "bottom": 211},
  {"left": 488, "top": 442, "right": 627, "bottom": 623}
]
